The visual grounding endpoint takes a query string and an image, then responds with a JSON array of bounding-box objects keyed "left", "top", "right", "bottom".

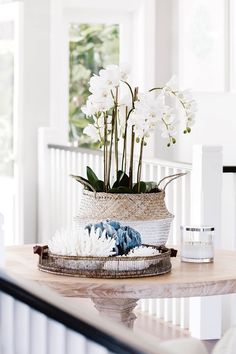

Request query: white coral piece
[
  {"left": 127, "top": 246, "right": 159, "bottom": 257},
  {"left": 48, "top": 227, "right": 116, "bottom": 257},
  {"left": 77, "top": 226, "right": 116, "bottom": 257},
  {"left": 48, "top": 229, "right": 79, "bottom": 256}
]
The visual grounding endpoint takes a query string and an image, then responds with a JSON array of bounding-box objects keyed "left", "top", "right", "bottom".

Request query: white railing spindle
[
  {"left": 0, "top": 291, "right": 120, "bottom": 354},
  {"left": 14, "top": 301, "right": 30, "bottom": 354},
  {"left": 0, "top": 293, "right": 14, "bottom": 354},
  {"left": 30, "top": 310, "right": 48, "bottom": 354},
  {"left": 47, "top": 320, "right": 66, "bottom": 354}
]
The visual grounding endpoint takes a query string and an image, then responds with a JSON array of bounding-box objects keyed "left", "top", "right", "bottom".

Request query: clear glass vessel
[{"left": 180, "top": 226, "right": 214, "bottom": 263}]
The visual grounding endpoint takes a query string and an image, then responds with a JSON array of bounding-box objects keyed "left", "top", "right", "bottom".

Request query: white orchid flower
[
  {"left": 128, "top": 91, "right": 168, "bottom": 139},
  {"left": 91, "top": 93, "right": 114, "bottom": 111},
  {"left": 119, "top": 62, "right": 130, "bottom": 81},
  {"left": 83, "top": 124, "right": 100, "bottom": 141},
  {"left": 89, "top": 74, "right": 107, "bottom": 94},
  {"left": 81, "top": 99, "right": 98, "bottom": 116},
  {"left": 99, "top": 66, "right": 120, "bottom": 89}
]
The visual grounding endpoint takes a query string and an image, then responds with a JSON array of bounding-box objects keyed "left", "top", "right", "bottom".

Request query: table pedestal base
[{"left": 92, "top": 298, "right": 138, "bottom": 328}]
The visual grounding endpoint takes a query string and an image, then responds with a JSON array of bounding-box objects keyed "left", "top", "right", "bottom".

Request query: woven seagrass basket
[{"left": 75, "top": 173, "right": 185, "bottom": 246}]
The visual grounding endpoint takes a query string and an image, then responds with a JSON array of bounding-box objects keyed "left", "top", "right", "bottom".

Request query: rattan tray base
[{"left": 34, "top": 245, "right": 175, "bottom": 279}]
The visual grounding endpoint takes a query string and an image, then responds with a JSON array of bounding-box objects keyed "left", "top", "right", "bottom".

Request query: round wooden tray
[{"left": 33, "top": 245, "right": 177, "bottom": 279}]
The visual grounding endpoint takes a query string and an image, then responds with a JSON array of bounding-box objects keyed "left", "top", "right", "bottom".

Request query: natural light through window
[{"left": 68, "top": 23, "right": 119, "bottom": 147}]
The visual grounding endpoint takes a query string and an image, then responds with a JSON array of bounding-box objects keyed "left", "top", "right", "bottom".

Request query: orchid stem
[
  {"left": 114, "top": 87, "right": 119, "bottom": 179},
  {"left": 129, "top": 126, "right": 135, "bottom": 189},
  {"left": 137, "top": 137, "right": 144, "bottom": 193},
  {"left": 121, "top": 106, "right": 128, "bottom": 172},
  {"left": 129, "top": 87, "right": 139, "bottom": 189},
  {"left": 107, "top": 110, "right": 115, "bottom": 189},
  {"left": 104, "top": 112, "right": 108, "bottom": 192}
]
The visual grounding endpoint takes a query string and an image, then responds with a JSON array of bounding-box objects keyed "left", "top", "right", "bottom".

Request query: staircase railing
[{"left": 0, "top": 271, "right": 163, "bottom": 354}]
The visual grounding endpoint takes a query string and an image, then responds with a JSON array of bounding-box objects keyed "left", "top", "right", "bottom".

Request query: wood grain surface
[{"left": 5, "top": 245, "right": 236, "bottom": 299}]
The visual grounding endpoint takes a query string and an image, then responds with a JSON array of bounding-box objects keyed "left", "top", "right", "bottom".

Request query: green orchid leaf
[
  {"left": 86, "top": 166, "right": 99, "bottom": 188},
  {"left": 70, "top": 175, "right": 93, "bottom": 191},
  {"left": 132, "top": 182, "right": 146, "bottom": 193},
  {"left": 149, "top": 187, "right": 162, "bottom": 193},
  {"left": 94, "top": 180, "right": 105, "bottom": 192},
  {"left": 108, "top": 186, "right": 131, "bottom": 194},
  {"left": 145, "top": 181, "right": 158, "bottom": 193},
  {"left": 112, "top": 170, "right": 130, "bottom": 188}
]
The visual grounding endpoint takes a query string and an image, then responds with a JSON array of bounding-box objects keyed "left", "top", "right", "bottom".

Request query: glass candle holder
[{"left": 180, "top": 226, "right": 214, "bottom": 263}]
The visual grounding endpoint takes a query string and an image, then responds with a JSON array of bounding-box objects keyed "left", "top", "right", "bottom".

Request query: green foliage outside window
[{"left": 69, "top": 23, "right": 119, "bottom": 148}]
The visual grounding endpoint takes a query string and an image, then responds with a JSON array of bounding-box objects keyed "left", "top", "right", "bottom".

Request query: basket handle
[
  {"left": 70, "top": 174, "right": 97, "bottom": 196},
  {"left": 157, "top": 172, "right": 188, "bottom": 191}
]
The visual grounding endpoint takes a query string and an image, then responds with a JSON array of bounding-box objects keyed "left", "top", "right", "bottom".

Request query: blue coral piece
[{"left": 85, "top": 220, "right": 141, "bottom": 255}]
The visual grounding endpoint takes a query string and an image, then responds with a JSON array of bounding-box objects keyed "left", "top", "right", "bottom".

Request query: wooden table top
[{"left": 4, "top": 245, "right": 236, "bottom": 299}]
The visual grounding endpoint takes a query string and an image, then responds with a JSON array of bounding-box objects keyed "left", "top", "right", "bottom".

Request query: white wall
[
  {"left": 19, "top": 0, "right": 51, "bottom": 243},
  {"left": 151, "top": 0, "right": 175, "bottom": 161},
  {"left": 155, "top": 0, "right": 236, "bottom": 165},
  {"left": 174, "top": 92, "right": 236, "bottom": 164}
]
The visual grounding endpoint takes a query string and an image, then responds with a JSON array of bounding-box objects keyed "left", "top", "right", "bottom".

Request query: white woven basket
[{"left": 75, "top": 173, "right": 185, "bottom": 245}]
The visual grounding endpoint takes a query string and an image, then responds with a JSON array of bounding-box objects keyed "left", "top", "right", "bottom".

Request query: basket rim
[
  {"left": 83, "top": 189, "right": 165, "bottom": 199},
  {"left": 45, "top": 245, "right": 171, "bottom": 262}
]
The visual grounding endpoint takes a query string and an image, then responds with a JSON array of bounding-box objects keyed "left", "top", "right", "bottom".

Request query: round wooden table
[{"left": 5, "top": 245, "right": 236, "bottom": 328}]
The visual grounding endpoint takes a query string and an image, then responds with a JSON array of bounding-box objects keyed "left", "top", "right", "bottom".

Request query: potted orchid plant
[
  {"left": 73, "top": 64, "right": 196, "bottom": 245},
  {"left": 72, "top": 64, "right": 196, "bottom": 194}
]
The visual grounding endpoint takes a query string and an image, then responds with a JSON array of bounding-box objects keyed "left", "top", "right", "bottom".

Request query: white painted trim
[
  {"left": 18, "top": 0, "right": 52, "bottom": 244},
  {"left": 131, "top": 0, "right": 156, "bottom": 90},
  {"left": 189, "top": 145, "right": 223, "bottom": 339},
  {"left": 49, "top": 0, "right": 69, "bottom": 136},
  {"left": 63, "top": 0, "right": 140, "bottom": 12},
  {"left": 0, "top": 2, "right": 24, "bottom": 244}
]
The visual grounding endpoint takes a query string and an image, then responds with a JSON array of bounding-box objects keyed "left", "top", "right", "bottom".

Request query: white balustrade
[{"left": 0, "top": 291, "right": 114, "bottom": 354}]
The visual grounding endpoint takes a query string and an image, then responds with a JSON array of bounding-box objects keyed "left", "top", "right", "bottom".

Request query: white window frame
[{"left": 49, "top": 0, "right": 156, "bottom": 137}]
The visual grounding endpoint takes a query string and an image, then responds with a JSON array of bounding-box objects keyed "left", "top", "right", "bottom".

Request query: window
[{"left": 68, "top": 23, "right": 119, "bottom": 147}]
